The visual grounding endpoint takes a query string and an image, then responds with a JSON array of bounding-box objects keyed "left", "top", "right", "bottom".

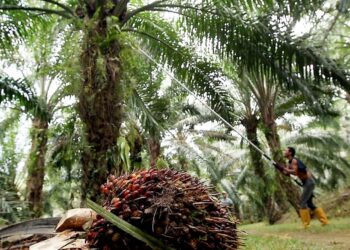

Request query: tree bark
[
  {"left": 26, "top": 117, "right": 48, "bottom": 218},
  {"left": 148, "top": 137, "right": 161, "bottom": 168},
  {"left": 262, "top": 112, "right": 301, "bottom": 214},
  {"left": 128, "top": 126, "right": 143, "bottom": 170},
  {"left": 242, "top": 115, "right": 282, "bottom": 224},
  {"left": 78, "top": 7, "right": 124, "bottom": 202}
]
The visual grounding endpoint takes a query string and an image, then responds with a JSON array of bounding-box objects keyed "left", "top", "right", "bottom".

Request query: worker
[
  {"left": 221, "top": 191, "right": 234, "bottom": 208},
  {"left": 282, "top": 147, "right": 329, "bottom": 228}
]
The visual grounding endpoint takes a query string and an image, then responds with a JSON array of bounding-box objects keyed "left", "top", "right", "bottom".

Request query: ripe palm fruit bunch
[{"left": 87, "top": 169, "right": 240, "bottom": 250}]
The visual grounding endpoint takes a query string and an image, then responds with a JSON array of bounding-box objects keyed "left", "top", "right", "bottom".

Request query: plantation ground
[
  {"left": 241, "top": 217, "right": 350, "bottom": 249},
  {"left": 241, "top": 187, "right": 350, "bottom": 250}
]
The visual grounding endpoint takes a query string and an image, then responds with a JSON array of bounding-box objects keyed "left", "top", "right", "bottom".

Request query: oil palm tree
[
  {"left": 0, "top": 79, "right": 73, "bottom": 217},
  {"left": 0, "top": 18, "right": 75, "bottom": 216},
  {"left": 227, "top": 77, "right": 288, "bottom": 223},
  {"left": 0, "top": 74, "right": 48, "bottom": 217},
  {"left": 240, "top": 66, "right": 348, "bottom": 214},
  {"left": 0, "top": 114, "right": 31, "bottom": 223}
]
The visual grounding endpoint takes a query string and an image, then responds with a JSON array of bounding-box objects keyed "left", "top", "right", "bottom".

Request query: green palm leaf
[
  {"left": 0, "top": 110, "right": 20, "bottom": 141},
  {"left": 124, "top": 13, "right": 236, "bottom": 123},
  {"left": 0, "top": 75, "right": 48, "bottom": 118},
  {"left": 176, "top": 2, "right": 350, "bottom": 91}
]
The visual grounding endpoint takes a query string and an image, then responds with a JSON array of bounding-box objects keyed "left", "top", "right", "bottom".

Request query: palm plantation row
[{"left": 0, "top": 0, "right": 349, "bottom": 225}]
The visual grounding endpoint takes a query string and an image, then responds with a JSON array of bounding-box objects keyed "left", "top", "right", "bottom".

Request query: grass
[
  {"left": 241, "top": 217, "right": 350, "bottom": 233},
  {"left": 240, "top": 217, "right": 350, "bottom": 250},
  {"left": 242, "top": 235, "right": 317, "bottom": 250}
]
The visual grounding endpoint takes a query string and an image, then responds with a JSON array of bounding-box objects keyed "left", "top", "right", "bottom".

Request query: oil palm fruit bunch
[{"left": 87, "top": 169, "right": 240, "bottom": 249}]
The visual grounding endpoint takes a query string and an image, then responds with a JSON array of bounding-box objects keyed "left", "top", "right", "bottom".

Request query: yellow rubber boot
[
  {"left": 299, "top": 209, "right": 311, "bottom": 229},
  {"left": 314, "top": 207, "right": 329, "bottom": 226}
]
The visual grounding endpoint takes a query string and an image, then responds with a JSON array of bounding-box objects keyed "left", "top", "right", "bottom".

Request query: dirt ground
[{"left": 291, "top": 231, "right": 350, "bottom": 249}]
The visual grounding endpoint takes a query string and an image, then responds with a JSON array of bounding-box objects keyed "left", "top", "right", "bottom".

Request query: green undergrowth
[
  {"left": 240, "top": 217, "right": 350, "bottom": 250},
  {"left": 241, "top": 217, "right": 350, "bottom": 233},
  {"left": 242, "top": 234, "right": 318, "bottom": 250}
]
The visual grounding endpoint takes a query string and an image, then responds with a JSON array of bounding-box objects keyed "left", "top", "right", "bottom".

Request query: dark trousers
[{"left": 300, "top": 178, "right": 316, "bottom": 210}]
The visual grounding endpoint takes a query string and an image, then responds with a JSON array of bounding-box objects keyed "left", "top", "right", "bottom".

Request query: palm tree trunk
[
  {"left": 26, "top": 117, "right": 48, "bottom": 217},
  {"left": 242, "top": 116, "right": 282, "bottom": 224},
  {"left": 148, "top": 137, "right": 161, "bottom": 167},
  {"left": 78, "top": 12, "right": 123, "bottom": 202},
  {"left": 129, "top": 126, "right": 143, "bottom": 170},
  {"left": 262, "top": 115, "right": 300, "bottom": 214}
]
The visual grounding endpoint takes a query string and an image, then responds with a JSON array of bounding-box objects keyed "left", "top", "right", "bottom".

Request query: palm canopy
[
  {"left": 2, "top": 0, "right": 348, "bottom": 90},
  {"left": 0, "top": 13, "right": 76, "bottom": 120},
  {"left": 174, "top": 1, "right": 350, "bottom": 91}
]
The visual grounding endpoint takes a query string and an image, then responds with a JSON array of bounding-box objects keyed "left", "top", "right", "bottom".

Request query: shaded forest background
[{"left": 0, "top": 0, "right": 349, "bottom": 225}]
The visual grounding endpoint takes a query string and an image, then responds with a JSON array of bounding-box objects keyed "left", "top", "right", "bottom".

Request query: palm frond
[
  {"left": 290, "top": 132, "right": 349, "bottom": 150},
  {"left": 0, "top": 75, "right": 48, "bottom": 118},
  {"left": 126, "top": 0, "right": 324, "bottom": 22},
  {"left": 276, "top": 91, "right": 340, "bottom": 118},
  {"left": 0, "top": 0, "right": 66, "bottom": 50},
  {"left": 0, "top": 110, "right": 20, "bottom": 141},
  {"left": 189, "top": 129, "right": 237, "bottom": 141},
  {"left": 173, "top": 114, "right": 216, "bottom": 129},
  {"left": 124, "top": 13, "right": 236, "bottom": 123},
  {"left": 176, "top": 3, "right": 350, "bottom": 92},
  {"left": 0, "top": 0, "right": 74, "bottom": 19},
  {"left": 48, "top": 112, "right": 81, "bottom": 177},
  {"left": 49, "top": 83, "right": 76, "bottom": 111},
  {"left": 130, "top": 88, "right": 165, "bottom": 136}
]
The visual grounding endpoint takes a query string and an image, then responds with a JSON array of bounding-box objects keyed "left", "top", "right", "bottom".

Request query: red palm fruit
[
  {"left": 124, "top": 193, "right": 132, "bottom": 200},
  {"left": 144, "top": 173, "right": 151, "bottom": 180},
  {"left": 122, "top": 190, "right": 130, "bottom": 198},
  {"left": 111, "top": 197, "right": 120, "bottom": 204},
  {"left": 144, "top": 191, "right": 154, "bottom": 197},
  {"left": 102, "top": 187, "right": 109, "bottom": 194},
  {"left": 151, "top": 172, "right": 158, "bottom": 179},
  {"left": 121, "top": 180, "right": 129, "bottom": 186},
  {"left": 131, "top": 190, "right": 139, "bottom": 198},
  {"left": 100, "top": 184, "right": 106, "bottom": 193},
  {"left": 139, "top": 185, "right": 146, "bottom": 193},
  {"left": 107, "top": 182, "right": 113, "bottom": 189},
  {"left": 131, "top": 184, "right": 140, "bottom": 191},
  {"left": 108, "top": 175, "right": 116, "bottom": 181},
  {"left": 113, "top": 202, "right": 121, "bottom": 209}
]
